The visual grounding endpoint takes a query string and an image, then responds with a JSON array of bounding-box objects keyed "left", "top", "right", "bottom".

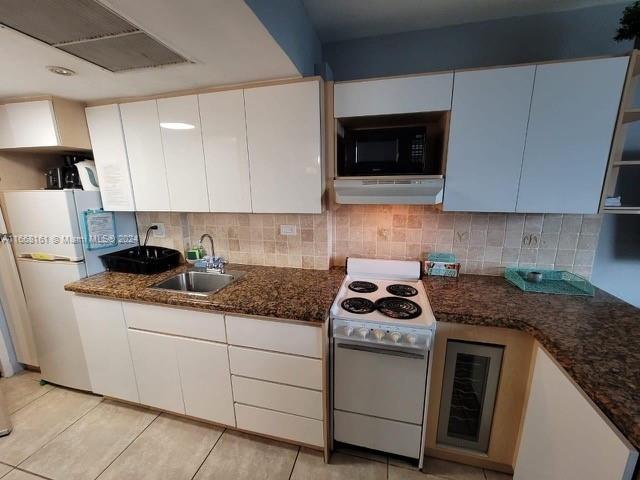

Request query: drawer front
[
  {"left": 228, "top": 346, "right": 322, "bottom": 390},
  {"left": 334, "top": 409, "right": 422, "bottom": 459},
  {"left": 235, "top": 403, "right": 323, "bottom": 447},
  {"left": 123, "top": 302, "right": 225, "bottom": 343},
  {"left": 232, "top": 375, "right": 323, "bottom": 420},
  {"left": 225, "top": 315, "right": 322, "bottom": 358}
]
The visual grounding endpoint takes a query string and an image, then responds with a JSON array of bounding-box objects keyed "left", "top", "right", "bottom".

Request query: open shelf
[{"left": 623, "top": 108, "right": 640, "bottom": 123}]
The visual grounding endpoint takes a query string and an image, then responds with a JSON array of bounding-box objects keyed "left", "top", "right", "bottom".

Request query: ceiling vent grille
[{"left": 0, "top": 0, "right": 190, "bottom": 71}]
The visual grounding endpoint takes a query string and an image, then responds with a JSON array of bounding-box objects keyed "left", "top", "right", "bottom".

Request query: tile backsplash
[{"left": 136, "top": 205, "right": 602, "bottom": 278}]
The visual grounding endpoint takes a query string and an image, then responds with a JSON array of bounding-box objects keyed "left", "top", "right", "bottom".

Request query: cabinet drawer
[
  {"left": 235, "top": 403, "right": 323, "bottom": 447},
  {"left": 228, "top": 346, "right": 322, "bottom": 390},
  {"left": 123, "top": 302, "right": 225, "bottom": 342},
  {"left": 232, "top": 375, "right": 322, "bottom": 420},
  {"left": 225, "top": 315, "right": 322, "bottom": 358}
]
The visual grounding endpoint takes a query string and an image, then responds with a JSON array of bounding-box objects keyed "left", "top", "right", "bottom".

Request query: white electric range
[{"left": 330, "top": 258, "right": 436, "bottom": 469}]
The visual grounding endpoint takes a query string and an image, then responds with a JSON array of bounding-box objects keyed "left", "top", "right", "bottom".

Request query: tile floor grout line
[
  {"left": 189, "top": 427, "right": 227, "bottom": 480},
  {"left": 89, "top": 407, "right": 162, "bottom": 480},
  {"left": 13, "top": 465, "right": 55, "bottom": 480},
  {"left": 287, "top": 446, "right": 301, "bottom": 480},
  {"left": 6, "top": 385, "right": 56, "bottom": 417},
  {"left": 16, "top": 391, "right": 104, "bottom": 471}
]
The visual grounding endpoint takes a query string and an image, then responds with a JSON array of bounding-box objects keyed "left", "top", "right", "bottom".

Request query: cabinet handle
[{"left": 337, "top": 342, "right": 424, "bottom": 360}]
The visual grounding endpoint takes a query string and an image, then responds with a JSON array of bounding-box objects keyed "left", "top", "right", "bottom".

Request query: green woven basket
[{"left": 504, "top": 268, "right": 595, "bottom": 296}]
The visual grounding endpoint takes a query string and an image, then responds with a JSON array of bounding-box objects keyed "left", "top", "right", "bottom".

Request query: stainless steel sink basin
[{"left": 151, "top": 270, "right": 245, "bottom": 296}]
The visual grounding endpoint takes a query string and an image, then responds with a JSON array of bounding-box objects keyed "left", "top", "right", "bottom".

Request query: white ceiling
[
  {"left": 303, "top": 0, "right": 625, "bottom": 42},
  {"left": 0, "top": 0, "right": 300, "bottom": 102}
]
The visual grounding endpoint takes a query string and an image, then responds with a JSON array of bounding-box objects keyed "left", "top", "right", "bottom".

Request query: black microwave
[{"left": 338, "top": 126, "right": 436, "bottom": 177}]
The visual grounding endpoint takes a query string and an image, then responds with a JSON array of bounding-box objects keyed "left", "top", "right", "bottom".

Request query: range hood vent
[
  {"left": 334, "top": 177, "right": 444, "bottom": 205},
  {"left": 0, "top": 0, "right": 190, "bottom": 72}
]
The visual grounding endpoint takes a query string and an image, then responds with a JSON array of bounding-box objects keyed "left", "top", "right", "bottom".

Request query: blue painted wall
[
  {"left": 323, "top": 2, "right": 632, "bottom": 80},
  {"left": 245, "top": 0, "right": 322, "bottom": 76}
]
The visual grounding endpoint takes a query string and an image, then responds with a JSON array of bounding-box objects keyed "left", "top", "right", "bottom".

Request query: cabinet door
[
  {"left": 516, "top": 57, "right": 628, "bottom": 213},
  {"left": 334, "top": 73, "right": 453, "bottom": 117},
  {"left": 157, "top": 95, "right": 209, "bottom": 212},
  {"left": 120, "top": 100, "right": 171, "bottom": 211},
  {"left": 444, "top": 66, "right": 535, "bottom": 212},
  {"left": 128, "top": 329, "right": 184, "bottom": 414},
  {"left": 515, "top": 347, "right": 637, "bottom": 480},
  {"left": 199, "top": 90, "right": 252, "bottom": 212},
  {"left": 0, "top": 100, "right": 58, "bottom": 148},
  {"left": 72, "top": 296, "right": 139, "bottom": 402},
  {"left": 85, "top": 105, "right": 136, "bottom": 211},
  {"left": 245, "top": 81, "right": 323, "bottom": 213},
  {"left": 175, "top": 337, "right": 235, "bottom": 426}
]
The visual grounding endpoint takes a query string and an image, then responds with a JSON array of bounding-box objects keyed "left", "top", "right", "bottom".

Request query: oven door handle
[{"left": 337, "top": 342, "right": 425, "bottom": 360}]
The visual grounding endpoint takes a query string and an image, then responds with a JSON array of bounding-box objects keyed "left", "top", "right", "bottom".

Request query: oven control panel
[{"left": 332, "top": 318, "right": 433, "bottom": 350}]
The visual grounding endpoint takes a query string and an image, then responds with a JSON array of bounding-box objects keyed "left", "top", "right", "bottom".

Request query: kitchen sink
[{"left": 151, "top": 270, "right": 245, "bottom": 296}]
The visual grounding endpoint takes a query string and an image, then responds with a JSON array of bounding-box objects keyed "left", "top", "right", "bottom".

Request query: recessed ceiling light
[
  {"left": 46, "top": 65, "right": 76, "bottom": 76},
  {"left": 160, "top": 122, "right": 195, "bottom": 130}
]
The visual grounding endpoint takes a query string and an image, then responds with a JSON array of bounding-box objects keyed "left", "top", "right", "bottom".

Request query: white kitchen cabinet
[
  {"left": 157, "top": 95, "right": 209, "bottom": 212},
  {"left": 333, "top": 73, "right": 453, "bottom": 118},
  {"left": 72, "top": 295, "right": 139, "bottom": 402},
  {"left": 516, "top": 57, "right": 628, "bottom": 213},
  {"left": 120, "top": 100, "right": 171, "bottom": 212},
  {"left": 444, "top": 66, "right": 535, "bottom": 212},
  {"left": 244, "top": 81, "right": 323, "bottom": 213},
  {"left": 127, "top": 329, "right": 184, "bottom": 414},
  {"left": 199, "top": 90, "right": 252, "bottom": 212},
  {"left": 175, "top": 337, "right": 235, "bottom": 426},
  {"left": 0, "top": 98, "right": 91, "bottom": 150},
  {"left": 85, "top": 105, "right": 136, "bottom": 211},
  {"left": 515, "top": 347, "right": 637, "bottom": 480}
]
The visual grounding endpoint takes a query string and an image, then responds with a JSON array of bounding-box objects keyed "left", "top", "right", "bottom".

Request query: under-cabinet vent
[{"left": 0, "top": 0, "right": 190, "bottom": 72}]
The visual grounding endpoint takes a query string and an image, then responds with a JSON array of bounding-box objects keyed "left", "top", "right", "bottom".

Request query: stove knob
[
  {"left": 406, "top": 334, "right": 417, "bottom": 345},
  {"left": 343, "top": 326, "right": 354, "bottom": 336},
  {"left": 357, "top": 327, "right": 369, "bottom": 339},
  {"left": 373, "top": 329, "right": 385, "bottom": 341},
  {"left": 389, "top": 332, "right": 401, "bottom": 343}
]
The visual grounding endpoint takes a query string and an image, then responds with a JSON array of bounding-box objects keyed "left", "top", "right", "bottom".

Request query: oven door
[{"left": 333, "top": 339, "right": 428, "bottom": 424}]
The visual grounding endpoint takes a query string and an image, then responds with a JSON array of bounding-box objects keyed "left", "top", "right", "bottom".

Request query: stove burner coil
[
  {"left": 386, "top": 284, "right": 418, "bottom": 297},
  {"left": 375, "top": 297, "right": 422, "bottom": 320},
  {"left": 348, "top": 281, "right": 378, "bottom": 294},
  {"left": 341, "top": 297, "right": 376, "bottom": 314}
]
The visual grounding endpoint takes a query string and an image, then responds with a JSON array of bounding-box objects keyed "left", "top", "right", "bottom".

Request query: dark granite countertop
[
  {"left": 65, "top": 264, "right": 345, "bottom": 324},
  {"left": 422, "top": 274, "right": 640, "bottom": 452}
]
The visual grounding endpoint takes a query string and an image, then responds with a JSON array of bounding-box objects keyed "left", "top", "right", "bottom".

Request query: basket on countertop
[{"left": 504, "top": 268, "right": 595, "bottom": 296}]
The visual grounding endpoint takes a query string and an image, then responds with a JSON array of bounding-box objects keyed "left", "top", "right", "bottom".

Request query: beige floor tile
[
  {"left": 0, "top": 388, "right": 101, "bottom": 466},
  {"left": 388, "top": 464, "right": 449, "bottom": 479},
  {"left": 422, "top": 457, "right": 485, "bottom": 480},
  {"left": 2, "top": 470, "right": 43, "bottom": 480},
  {"left": 97, "top": 413, "right": 223, "bottom": 480},
  {"left": 484, "top": 469, "right": 513, "bottom": 480},
  {"left": 194, "top": 430, "right": 297, "bottom": 480},
  {"left": 21, "top": 400, "right": 158, "bottom": 480},
  {"left": 291, "top": 448, "right": 386, "bottom": 480},
  {"left": 0, "top": 372, "right": 53, "bottom": 414},
  {"left": 0, "top": 464, "right": 13, "bottom": 478}
]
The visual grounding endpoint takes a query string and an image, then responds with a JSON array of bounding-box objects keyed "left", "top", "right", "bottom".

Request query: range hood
[{"left": 334, "top": 177, "right": 444, "bottom": 205}]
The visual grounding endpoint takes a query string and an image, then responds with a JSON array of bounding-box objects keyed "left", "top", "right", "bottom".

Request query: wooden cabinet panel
[
  {"left": 444, "top": 66, "right": 535, "bottom": 212},
  {"left": 245, "top": 81, "right": 323, "bottom": 213},
  {"left": 199, "top": 90, "right": 252, "bottom": 212},
  {"left": 72, "top": 295, "right": 139, "bottom": 402},
  {"left": 515, "top": 347, "right": 638, "bottom": 480},
  {"left": 333, "top": 73, "right": 453, "bottom": 117},
  {"left": 85, "top": 104, "right": 136, "bottom": 211},
  {"left": 175, "top": 337, "right": 235, "bottom": 426},
  {"left": 517, "top": 57, "right": 628, "bottom": 214},
  {"left": 157, "top": 95, "right": 209, "bottom": 212},
  {"left": 119, "top": 100, "right": 171, "bottom": 211}
]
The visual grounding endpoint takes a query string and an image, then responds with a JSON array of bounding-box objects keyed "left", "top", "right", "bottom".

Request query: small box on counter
[{"left": 424, "top": 261, "right": 461, "bottom": 277}]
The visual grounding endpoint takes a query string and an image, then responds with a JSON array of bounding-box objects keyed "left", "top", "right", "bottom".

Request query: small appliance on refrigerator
[{"left": 2, "top": 190, "right": 137, "bottom": 391}]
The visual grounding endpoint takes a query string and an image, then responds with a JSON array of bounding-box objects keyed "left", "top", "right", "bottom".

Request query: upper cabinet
[
  {"left": 157, "top": 95, "right": 210, "bottom": 212},
  {"left": 85, "top": 105, "right": 136, "bottom": 211},
  {"left": 245, "top": 80, "right": 323, "bottom": 214},
  {"left": 119, "top": 100, "right": 171, "bottom": 212},
  {"left": 516, "top": 57, "right": 628, "bottom": 214},
  {"left": 0, "top": 98, "right": 91, "bottom": 150},
  {"left": 199, "top": 90, "right": 252, "bottom": 213},
  {"left": 333, "top": 73, "right": 453, "bottom": 118},
  {"left": 444, "top": 66, "right": 536, "bottom": 212}
]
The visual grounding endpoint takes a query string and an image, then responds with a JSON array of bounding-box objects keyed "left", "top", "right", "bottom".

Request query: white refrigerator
[{"left": 2, "top": 190, "right": 137, "bottom": 391}]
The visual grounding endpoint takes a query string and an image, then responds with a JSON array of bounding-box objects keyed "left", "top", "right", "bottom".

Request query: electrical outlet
[
  {"left": 151, "top": 223, "right": 165, "bottom": 238},
  {"left": 279, "top": 224, "right": 297, "bottom": 236}
]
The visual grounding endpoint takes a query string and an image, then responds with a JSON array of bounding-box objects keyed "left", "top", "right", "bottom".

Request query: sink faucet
[{"left": 199, "top": 233, "right": 226, "bottom": 274}]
